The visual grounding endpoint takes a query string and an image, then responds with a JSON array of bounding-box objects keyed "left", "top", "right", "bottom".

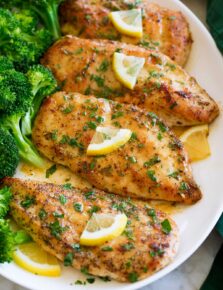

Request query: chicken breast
[
  {"left": 41, "top": 37, "right": 219, "bottom": 127},
  {"left": 3, "top": 177, "right": 179, "bottom": 282},
  {"left": 60, "top": 0, "right": 192, "bottom": 66},
  {"left": 32, "top": 92, "right": 202, "bottom": 204}
]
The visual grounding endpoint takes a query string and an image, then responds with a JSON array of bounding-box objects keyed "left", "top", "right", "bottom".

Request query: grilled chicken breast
[
  {"left": 32, "top": 92, "right": 202, "bottom": 204},
  {"left": 60, "top": 0, "right": 192, "bottom": 66},
  {"left": 41, "top": 37, "right": 219, "bottom": 127},
  {"left": 3, "top": 177, "right": 179, "bottom": 282}
]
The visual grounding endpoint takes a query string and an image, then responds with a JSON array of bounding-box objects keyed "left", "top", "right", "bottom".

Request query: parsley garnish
[
  {"left": 147, "top": 170, "right": 157, "bottom": 182},
  {"left": 64, "top": 252, "right": 74, "bottom": 266},
  {"left": 101, "top": 246, "right": 113, "bottom": 251},
  {"left": 144, "top": 155, "right": 160, "bottom": 168},
  {"left": 46, "top": 164, "right": 57, "bottom": 178},
  {"left": 49, "top": 220, "right": 68, "bottom": 239},
  {"left": 59, "top": 194, "right": 67, "bottom": 205},
  {"left": 20, "top": 196, "right": 35, "bottom": 208},
  {"left": 73, "top": 202, "right": 83, "bottom": 212},
  {"left": 161, "top": 219, "right": 172, "bottom": 234},
  {"left": 128, "top": 272, "right": 138, "bottom": 283},
  {"left": 39, "top": 208, "right": 47, "bottom": 220}
]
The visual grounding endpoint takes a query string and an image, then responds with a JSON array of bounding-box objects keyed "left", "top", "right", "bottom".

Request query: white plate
[{"left": 1, "top": 0, "right": 223, "bottom": 289}]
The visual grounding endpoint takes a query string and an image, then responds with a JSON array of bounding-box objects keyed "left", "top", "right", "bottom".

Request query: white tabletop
[{"left": 0, "top": 1, "right": 222, "bottom": 290}]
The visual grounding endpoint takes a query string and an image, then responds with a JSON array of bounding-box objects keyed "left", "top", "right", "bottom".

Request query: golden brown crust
[
  {"left": 32, "top": 92, "right": 202, "bottom": 204},
  {"left": 60, "top": 0, "right": 192, "bottom": 66},
  {"left": 41, "top": 36, "right": 219, "bottom": 127},
  {"left": 3, "top": 177, "right": 179, "bottom": 282}
]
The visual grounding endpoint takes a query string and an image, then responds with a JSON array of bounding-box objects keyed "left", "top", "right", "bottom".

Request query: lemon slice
[
  {"left": 180, "top": 124, "right": 211, "bottom": 162},
  {"left": 113, "top": 52, "right": 145, "bottom": 89},
  {"left": 80, "top": 213, "right": 127, "bottom": 246},
  {"left": 109, "top": 9, "right": 143, "bottom": 38},
  {"left": 87, "top": 126, "right": 132, "bottom": 156},
  {"left": 13, "top": 242, "right": 61, "bottom": 276}
]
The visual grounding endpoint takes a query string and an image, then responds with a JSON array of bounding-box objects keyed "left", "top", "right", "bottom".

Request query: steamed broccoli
[
  {"left": 0, "top": 186, "right": 31, "bottom": 263},
  {"left": 0, "top": 129, "right": 19, "bottom": 179},
  {"left": 22, "top": 65, "right": 58, "bottom": 136},
  {"left": 1, "top": 0, "right": 64, "bottom": 41},
  {"left": 0, "top": 60, "right": 45, "bottom": 168},
  {"left": 0, "top": 8, "right": 52, "bottom": 71}
]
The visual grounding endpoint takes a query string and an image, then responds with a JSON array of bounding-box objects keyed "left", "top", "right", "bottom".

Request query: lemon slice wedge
[
  {"left": 109, "top": 9, "right": 143, "bottom": 38},
  {"left": 87, "top": 126, "right": 132, "bottom": 156},
  {"left": 13, "top": 242, "right": 61, "bottom": 276},
  {"left": 180, "top": 124, "right": 211, "bottom": 162},
  {"left": 80, "top": 213, "right": 127, "bottom": 246},
  {"left": 113, "top": 52, "right": 145, "bottom": 89}
]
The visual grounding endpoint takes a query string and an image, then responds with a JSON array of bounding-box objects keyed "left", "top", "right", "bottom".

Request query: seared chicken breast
[
  {"left": 60, "top": 0, "right": 192, "bottom": 66},
  {"left": 32, "top": 92, "right": 202, "bottom": 204},
  {"left": 3, "top": 177, "right": 179, "bottom": 282},
  {"left": 41, "top": 36, "right": 219, "bottom": 127}
]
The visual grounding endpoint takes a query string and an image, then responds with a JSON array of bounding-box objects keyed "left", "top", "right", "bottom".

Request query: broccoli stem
[
  {"left": 9, "top": 115, "right": 45, "bottom": 168},
  {"left": 32, "top": 3, "right": 61, "bottom": 41}
]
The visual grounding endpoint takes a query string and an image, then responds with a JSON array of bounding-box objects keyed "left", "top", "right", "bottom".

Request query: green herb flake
[
  {"left": 85, "top": 191, "right": 95, "bottom": 199},
  {"left": 122, "top": 242, "right": 135, "bottom": 251},
  {"left": 59, "top": 194, "right": 67, "bottom": 205},
  {"left": 168, "top": 171, "right": 179, "bottom": 180},
  {"left": 20, "top": 196, "right": 35, "bottom": 208},
  {"left": 51, "top": 130, "right": 58, "bottom": 141},
  {"left": 53, "top": 212, "right": 64, "bottom": 218},
  {"left": 49, "top": 220, "right": 68, "bottom": 239},
  {"left": 71, "top": 243, "right": 81, "bottom": 252},
  {"left": 157, "top": 132, "right": 163, "bottom": 140},
  {"left": 101, "top": 246, "right": 113, "bottom": 251},
  {"left": 39, "top": 208, "right": 47, "bottom": 220},
  {"left": 61, "top": 105, "right": 74, "bottom": 114},
  {"left": 88, "top": 205, "right": 100, "bottom": 214},
  {"left": 73, "top": 202, "right": 83, "bottom": 212},
  {"left": 128, "top": 156, "right": 137, "bottom": 163},
  {"left": 62, "top": 183, "right": 73, "bottom": 190},
  {"left": 179, "top": 181, "right": 189, "bottom": 191},
  {"left": 147, "top": 208, "right": 156, "bottom": 217},
  {"left": 147, "top": 170, "right": 157, "bottom": 182},
  {"left": 144, "top": 155, "right": 160, "bottom": 168},
  {"left": 87, "top": 121, "right": 97, "bottom": 130},
  {"left": 46, "top": 164, "right": 57, "bottom": 178},
  {"left": 64, "top": 252, "right": 74, "bottom": 266},
  {"left": 161, "top": 219, "right": 172, "bottom": 234},
  {"left": 128, "top": 272, "right": 138, "bottom": 283},
  {"left": 74, "top": 280, "right": 86, "bottom": 285},
  {"left": 111, "top": 111, "right": 124, "bottom": 119},
  {"left": 81, "top": 266, "right": 89, "bottom": 275},
  {"left": 86, "top": 277, "right": 95, "bottom": 284},
  {"left": 99, "top": 276, "right": 111, "bottom": 282},
  {"left": 91, "top": 74, "right": 104, "bottom": 87},
  {"left": 97, "top": 59, "right": 109, "bottom": 72}
]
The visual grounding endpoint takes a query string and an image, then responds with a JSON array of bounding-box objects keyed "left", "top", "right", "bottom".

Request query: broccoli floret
[
  {"left": 1, "top": 1, "right": 64, "bottom": 41},
  {"left": 0, "top": 186, "right": 32, "bottom": 263},
  {"left": 0, "top": 56, "right": 14, "bottom": 73},
  {"left": 14, "top": 9, "right": 38, "bottom": 33},
  {"left": 0, "top": 67, "right": 45, "bottom": 168},
  {"left": 0, "top": 8, "right": 52, "bottom": 71},
  {"left": 0, "top": 70, "right": 31, "bottom": 112},
  {"left": 0, "top": 129, "right": 19, "bottom": 179},
  {"left": 0, "top": 187, "right": 12, "bottom": 218},
  {"left": 22, "top": 65, "right": 57, "bottom": 136},
  {"left": 0, "top": 219, "right": 15, "bottom": 263}
]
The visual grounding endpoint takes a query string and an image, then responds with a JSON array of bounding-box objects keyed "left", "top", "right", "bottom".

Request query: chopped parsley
[
  {"left": 51, "top": 129, "right": 58, "bottom": 140},
  {"left": 46, "top": 164, "right": 57, "bottom": 178},
  {"left": 20, "top": 196, "right": 35, "bottom": 208},
  {"left": 91, "top": 74, "right": 104, "bottom": 87},
  {"left": 39, "top": 208, "right": 47, "bottom": 220},
  {"left": 71, "top": 243, "right": 81, "bottom": 252},
  {"left": 111, "top": 111, "right": 124, "bottom": 119},
  {"left": 62, "top": 183, "right": 73, "bottom": 190},
  {"left": 86, "top": 277, "right": 95, "bottom": 284},
  {"left": 59, "top": 194, "right": 67, "bottom": 205},
  {"left": 128, "top": 272, "right": 138, "bottom": 283},
  {"left": 73, "top": 202, "right": 83, "bottom": 212},
  {"left": 168, "top": 171, "right": 180, "bottom": 180},
  {"left": 147, "top": 170, "right": 157, "bottom": 182},
  {"left": 64, "top": 252, "right": 74, "bottom": 266},
  {"left": 179, "top": 181, "right": 189, "bottom": 191},
  {"left": 161, "top": 219, "right": 172, "bottom": 234},
  {"left": 74, "top": 47, "right": 83, "bottom": 55},
  {"left": 101, "top": 246, "right": 113, "bottom": 251},
  {"left": 122, "top": 242, "right": 135, "bottom": 251},
  {"left": 128, "top": 156, "right": 137, "bottom": 163},
  {"left": 49, "top": 220, "right": 68, "bottom": 239},
  {"left": 61, "top": 104, "right": 74, "bottom": 114},
  {"left": 88, "top": 205, "right": 100, "bottom": 214},
  {"left": 144, "top": 155, "right": 161, "bottom": 168},
  {"left": 84, "top": 190, "right": 95, "bottom": 199},
  {"left": 97, "top": 59, "right": 109, "bottom": 72},
  {"left": 53, "top": 212, "right": 64, "bottom": 218}
]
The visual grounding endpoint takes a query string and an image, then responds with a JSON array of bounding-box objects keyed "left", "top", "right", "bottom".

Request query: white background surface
[{"left": 0, "top": 1, "right": 222, "bottom": 290}]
